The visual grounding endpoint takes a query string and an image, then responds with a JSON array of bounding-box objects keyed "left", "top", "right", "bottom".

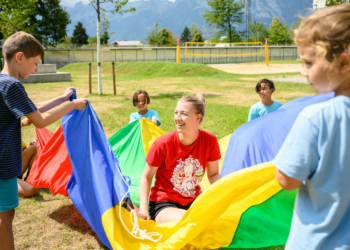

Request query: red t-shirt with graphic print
[{"left": 146, "top": 129, "right": 221, "bottom": 206}]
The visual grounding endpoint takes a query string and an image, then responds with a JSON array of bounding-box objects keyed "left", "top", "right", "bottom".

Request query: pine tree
[
  {"left": 72, "top": 22, "right": 89, "bottom": 45},
  {"left": 101, "top": 30, "right": 110, "bottom": 45},
  {"left": 180, "top": 26, "right": 191, "bottom": 43}
]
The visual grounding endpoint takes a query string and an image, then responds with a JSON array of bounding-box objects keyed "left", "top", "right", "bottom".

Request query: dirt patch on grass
[{"left": 209, "top": 63, "right": 302, "bottom": 74}]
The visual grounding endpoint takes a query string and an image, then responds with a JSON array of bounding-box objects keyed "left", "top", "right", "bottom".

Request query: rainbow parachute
[{"left": 27, "top": 93, "right": 333, "bottom": 249}]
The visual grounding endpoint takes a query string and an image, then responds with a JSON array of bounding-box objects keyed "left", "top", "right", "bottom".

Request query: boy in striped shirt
[{"left": 0, "top": 32, "right": 87, "bottom": 250}]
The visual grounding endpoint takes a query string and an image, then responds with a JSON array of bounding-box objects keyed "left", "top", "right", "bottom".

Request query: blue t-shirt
[
  {"left": 248, "top": 100, "right": 283, "bottom": 121},
  {"left": 273, "top": 95, "right": 350, "bottom": 250},
  {"left": 0, "top": 74, "right": 37, "bottom": 180},
  {"left": 129, "top": 110, "right": 161, "bottom": 126}
]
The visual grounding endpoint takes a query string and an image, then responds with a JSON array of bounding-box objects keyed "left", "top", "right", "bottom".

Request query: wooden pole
[
  {"left": 88, "top": 62, "right": 92, "bottom": 94},
  {"left": 112, "top": 61, "right": 116, "bottom": 95}
]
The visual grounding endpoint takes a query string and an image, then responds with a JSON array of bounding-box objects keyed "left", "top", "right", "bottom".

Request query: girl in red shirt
[{"left": 138, "top": 94, "right": 221, "bottom": 224}]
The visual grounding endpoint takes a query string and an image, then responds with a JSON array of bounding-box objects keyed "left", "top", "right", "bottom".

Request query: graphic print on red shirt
[
  {"left": 171, "top": 155, "right": 203, "bottom": 198},
  {"left": 146, "top": 129, "right": 221, "bottom": 206}
]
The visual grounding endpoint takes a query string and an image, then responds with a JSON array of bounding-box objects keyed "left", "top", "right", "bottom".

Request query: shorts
[
  {"left": 0, "top": 178, "right": 19, "bottom": 212},
  {"left": 149, "top": 200, "right": 194, "bottom": 221}
]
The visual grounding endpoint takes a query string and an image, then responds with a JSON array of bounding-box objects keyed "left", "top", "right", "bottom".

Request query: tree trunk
[
  {"left": 97, "top": 0, "right": 102, "bottom": 94},
  {"left": 228, "top": 22, "right": 232, "bottom": 43}
]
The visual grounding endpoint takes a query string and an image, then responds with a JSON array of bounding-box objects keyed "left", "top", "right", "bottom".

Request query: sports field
[{"left": 18, "top": 61, "right": 310, "bottom": 250}]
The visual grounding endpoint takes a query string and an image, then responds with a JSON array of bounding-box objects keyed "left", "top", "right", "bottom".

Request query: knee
[
  {"left": 19, "top": 185, "right": 38, "bottom": 198},
  {"left": 28, "top": 144, "right": 37, "bottom": 154},
  {"left": 26, "top": 186, "right": 38, "bottom": 197}
]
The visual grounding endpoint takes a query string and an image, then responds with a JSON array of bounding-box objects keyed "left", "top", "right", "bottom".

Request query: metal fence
[{"left": 44, "top": 46, "right": 299, "bottom": 69}]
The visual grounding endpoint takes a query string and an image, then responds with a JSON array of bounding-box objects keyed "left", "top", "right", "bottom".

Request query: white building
[
  {"left": 313, "top": 0, "right": 326, "bottom": 11},
  {"left": 107, "top": 41, "right": 143, "bottom": 47}
]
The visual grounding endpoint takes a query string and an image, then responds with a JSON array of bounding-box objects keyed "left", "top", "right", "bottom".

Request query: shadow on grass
[
  {"left": 152, "top": 92, "right": 222, "bottom": 100},
  {"left": 49, "top": 204, "right": 108, "bottom": 249}
]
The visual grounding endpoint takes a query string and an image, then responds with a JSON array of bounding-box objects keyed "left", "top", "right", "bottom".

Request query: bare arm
[
  {"left": 206, "top": 160, "right": 221, "bottom": 184},
  {"left": 138, "top": 163, "right": 158, "bottom": 220},
  {"left": 26, "top": 98, "right": 87, "bottom": 129},
  {"left": 152, "top": 119, "right": 158, "bottom": 126},
  {"left": 275, "top": 169, "right": 303, "bottom": 191},
  {"left": 35, "top": 87, "right": 74, "bottom": 113}
]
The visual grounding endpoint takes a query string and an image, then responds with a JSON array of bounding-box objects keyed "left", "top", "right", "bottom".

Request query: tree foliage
[
  {"left": 326, "top": 0, "right": 343, "bottom": 6},
  {"left": 143, "top": 22, "right": 160, "bottom": 45},
  {"left": 248, "top": 18, "right": 264, "bottom": 42},
  {"left": 101, "top": 30, "right": 110, "bottom": 45},
  {"left": 143, "top": 22, "right": 175, "bottom": 46},
  {"left": 100, "top": 13, "right": 114, "bottom": 44},
  {"left": 28, "top": 0, "right": 71, "bottom": 45},
  {"left": 192, "top": 33, "right": 204, "bottom": 43},
  {"left": 210, "top": 32, "right": 221, "bottom": 43},
  {"left": 268, "top": 17, "right": 292, "bottom": 44},
  {"left": 158, "top": 28, "right": 175, "bottom": 45},
  {"left": 222, "top": 30, "right": 242, "bottom": 43},
  {"left": 189, "top": 23, "right": 203, "bottom": 38},
  {"left": 0, "top": 0, "right": 37, "bottom": 39},
  {"left": 202, "top": 0, "right": 245, "bottom": 43},
  {"left": 72, "top": 22, "right": 89, "bottom": 45},
  {"left": 180, "top": 26, "right": 191, "bottom": 43},
  {"left": 88, "top": 36, "right": 98, "bottom": 44}
]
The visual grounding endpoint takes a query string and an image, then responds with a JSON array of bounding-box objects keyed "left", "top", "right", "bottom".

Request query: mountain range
[{"left": 64, "top": 0, "right": 313, "bottom": 42}]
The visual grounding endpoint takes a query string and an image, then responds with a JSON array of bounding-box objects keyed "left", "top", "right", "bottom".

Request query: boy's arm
[
  {"left": 26, "top": 98, "right": 87, "bottom": 129},
  {"left": 35, "top": 87, "right": 74, "bottom": 113},
  {"left": 275, "top": 169, "right": 302, "bottom": 191}
]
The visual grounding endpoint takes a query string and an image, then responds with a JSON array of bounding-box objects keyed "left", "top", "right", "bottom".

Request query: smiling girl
[
  {"left": 129, "top": 90, "right": 161, "bottom": 126},
  {"left": 137, "top": 94, "right": 221, "bottom": 224}
]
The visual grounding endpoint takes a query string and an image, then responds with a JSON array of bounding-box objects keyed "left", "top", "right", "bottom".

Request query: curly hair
[{"left": 295, "top": 4, "right": 350, "bottom": 64}]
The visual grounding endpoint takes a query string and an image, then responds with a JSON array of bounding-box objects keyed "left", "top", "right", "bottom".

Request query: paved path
[{"left": 269, "top": 77, "right": 308, "bottom": 83}]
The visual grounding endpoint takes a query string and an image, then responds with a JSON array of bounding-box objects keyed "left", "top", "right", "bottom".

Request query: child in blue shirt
[
  {"left": 0, "top": 32, "right": 87, "bottom": 249},
  {"left": 129, "top": 90, "right": 161, "bottom": 126},
  {"left": 248, "top": 79, "right": 283, "bottom": 121},
  {"left": 274, "top": 5, "right": 350, "bottom": 250}
]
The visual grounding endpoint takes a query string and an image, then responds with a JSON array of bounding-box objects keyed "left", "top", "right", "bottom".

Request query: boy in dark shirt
[{"left": 0, "top": 31, "right": 87, "bottom": 250}]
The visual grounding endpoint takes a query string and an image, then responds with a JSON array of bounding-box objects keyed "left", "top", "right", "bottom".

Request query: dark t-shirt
[
  {"left": 0, "top": 74, "right": 37, "bottom": 180},
  {"left": 146, "top": 130, "right": 221, "bottom": 206}
]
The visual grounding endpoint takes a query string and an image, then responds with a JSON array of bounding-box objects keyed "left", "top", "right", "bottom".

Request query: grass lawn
[{"left": 17, "top": 61, "right": 311, "bottom": 250}]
